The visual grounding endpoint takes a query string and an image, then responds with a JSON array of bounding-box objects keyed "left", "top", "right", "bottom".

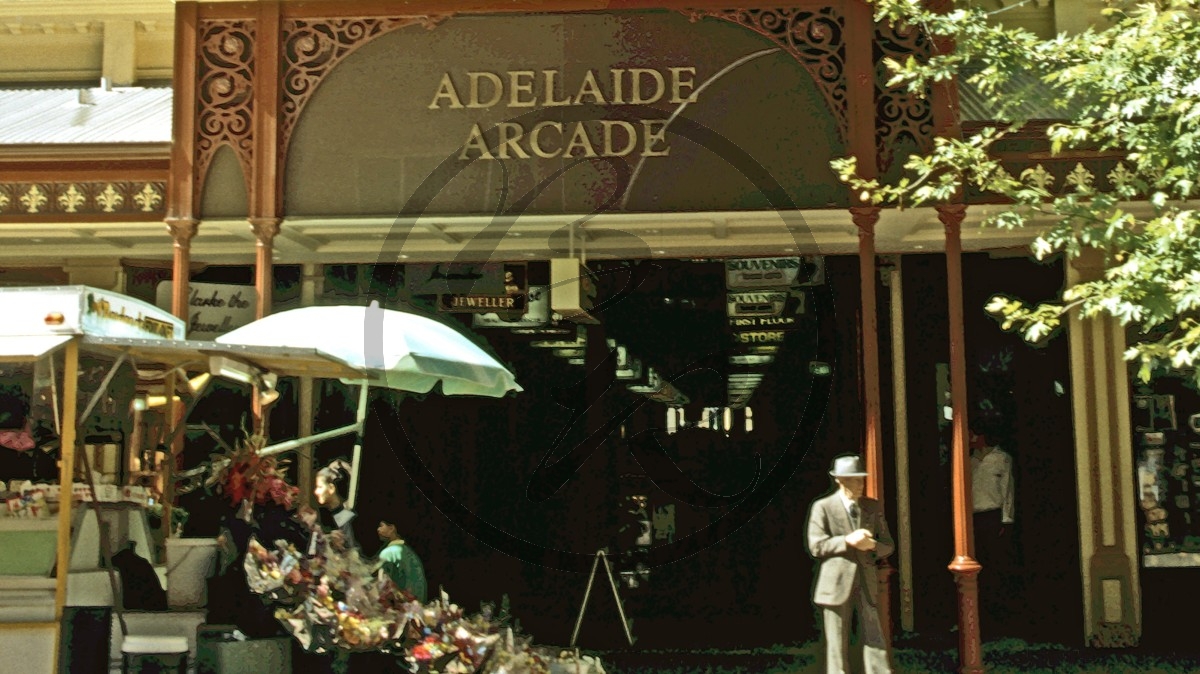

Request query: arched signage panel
[{"left": 282, "top": 11, "right": 847, "bottom": 217}]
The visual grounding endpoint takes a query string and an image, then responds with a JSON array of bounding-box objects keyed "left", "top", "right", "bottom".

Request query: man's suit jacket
[{"left": 806, "top": 492, "right": 895, "bottom": 608}]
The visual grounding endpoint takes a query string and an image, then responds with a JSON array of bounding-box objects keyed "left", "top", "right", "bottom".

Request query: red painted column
[
  {"left": 167, "top": 1, "right": 199, "bottom": 324},
  {"left": 852, "top": 206, "right": 895, "bottom": 649},
  {"left": 845, "top": 0, "right": 893, "bottom": 646},
  {"left": 940, "top": 203, "right": 983, "bottom": 674}
]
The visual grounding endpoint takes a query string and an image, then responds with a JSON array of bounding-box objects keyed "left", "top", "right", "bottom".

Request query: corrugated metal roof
[
  {"left": 0, "top": 86, "right": 172, "bottom": 144},
  {"left": 0, "top": 78, "right": 1065, "bottom": 142},
  {"left": 959, "top": 66, "right": 1079, "bottom": 122}
]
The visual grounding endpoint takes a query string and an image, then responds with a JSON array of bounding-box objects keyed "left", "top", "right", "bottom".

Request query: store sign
[
  {"left": 155, "top": 282, "right": 256, "bottom": 340},
  {"left": 86, "top": 290, "right": 180, "bottom": 339},
  {"left": 727, "top": 291, "right": 788, "bottom": 317},
  {"left": 730, "top": 354, "right": 775, "bottom": 366},
  {"left": 725, "top": 256, "right": 824, "bottom": 288},
  {"left": 531, "top": 325, "right": 586, "bottom": 349},
  {"left": 731, "top": 330, "right": 787, "bottom": 344},
  {"left": 439, "top": 293, "right": 526, "bottom": 313},
  {"left": 434, "top": 263, "right": 527, "bottom": 314},
  {"left": 429, "top": 67, "right": 700, "bottom": 161},
  {"left": 406, "top": 263, "right": 505, "bottom": 296},
  {"left": 726, "top": 290, "right": 804, "bottom": 330},
  {"left": 473, "top": 286, "right": 550, "bottom": 328}
]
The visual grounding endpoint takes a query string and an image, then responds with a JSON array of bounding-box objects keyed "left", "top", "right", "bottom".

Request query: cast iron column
[
  {"left": 852, "top": 205, "right": 895, "bottom": 648},
  {"left": 250, "top": 218, "right": 280, "bottom": 436},
  {"left": 940, "top": 203, "right": 983, "bottom": 674},
  {"left": 167, "top": 218, "right": 197, "bottom": 321}
]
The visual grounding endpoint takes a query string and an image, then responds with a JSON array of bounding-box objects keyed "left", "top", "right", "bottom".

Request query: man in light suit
[{"left": 807, "top": 455, "right": 895, "bottom": 673}]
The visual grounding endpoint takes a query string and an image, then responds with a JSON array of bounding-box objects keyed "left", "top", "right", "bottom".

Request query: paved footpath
[{"left": 592, "top": 638, "right": 1200, "bottom": 674}]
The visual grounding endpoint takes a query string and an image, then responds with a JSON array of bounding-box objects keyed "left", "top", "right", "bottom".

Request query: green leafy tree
[{"left": 832, "top": 0, "right": 1200, "bottom": 383}]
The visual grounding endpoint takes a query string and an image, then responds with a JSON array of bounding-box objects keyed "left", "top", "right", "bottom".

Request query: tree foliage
[{"left": 832, "top": 0, "right": 1200, "bottom": 383}]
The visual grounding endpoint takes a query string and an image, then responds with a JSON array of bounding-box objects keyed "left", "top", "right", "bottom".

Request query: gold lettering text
[
  {"left": 508, "top": 71, "right": 537, "bottom": 108},
  {"left": 563, "top": 123, "right": 598, "bottom": 158},
  {"left": 459, "top": 123, "right": 495, "bottom": 159},
  {"left": 630, "top": 68, "right": 665, "bottom": 105},
  {"left": 669, "top": 67, "right": 698, "bottom": 104},
  {"left": 610, "top": 69, "right": 627, "bottom": 105},
  {"left": 641, "top": 120, "right": 670, "bottom": 157},
  {"left": 530, "top": 121, "right": 563, "bottom": 158},
  {"left": 428, "top": 73, "right": 464, "bottom": 109},
  {"left": 573, "top": 70, "right": 606, "bottom": 105},
  {"left": 542, "top": 70, "right": 571, "bottom": 106},
  {"left": 467, "top": 71, "right": 503, "bottom": 109},
  {"left": 601, "top": 120, "right": 637, "bottom": 157},
  {"left": 497, "top": 122, "right": 530, "bottom": 159}
]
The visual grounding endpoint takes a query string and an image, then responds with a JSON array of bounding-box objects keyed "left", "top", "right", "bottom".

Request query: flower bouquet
[
  {"left": 244, "top": 531, "right": 607, "bottom": 674},
  {"left": 205, "top": 432, "right": 300, "bottom": 515},
  {"left": 245, "top": 533, "right": 413, "bottom": 654}
]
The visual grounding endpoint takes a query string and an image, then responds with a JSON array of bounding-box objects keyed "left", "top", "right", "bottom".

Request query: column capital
[
  {"left": 850, "top": 205, "right": 881, "bottom": 232},
  {"left": 250, "top": 217, "right": 281, "bottom": 244},
  {"left": 936, "top": 203, "right": 968, "bottom": 229},
  {"left": 165, "top": 217, "right": 198, "bottom": 244}
]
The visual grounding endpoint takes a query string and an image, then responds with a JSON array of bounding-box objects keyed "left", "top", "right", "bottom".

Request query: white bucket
[{"left": 165, "top": 537, "right": 217, "bottom": 610}]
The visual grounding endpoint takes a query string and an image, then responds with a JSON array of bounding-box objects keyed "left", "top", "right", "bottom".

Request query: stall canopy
[{"left": 0, "top": 285, "right": 366, "bottom": 377}]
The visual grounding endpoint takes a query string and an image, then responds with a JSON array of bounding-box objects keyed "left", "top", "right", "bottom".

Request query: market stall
[
  {"left": 0, "top": 286, "right": 366, "bottom": 673},
  {"left": 0, "top": 286, "right": 187, "bottom": 673}
]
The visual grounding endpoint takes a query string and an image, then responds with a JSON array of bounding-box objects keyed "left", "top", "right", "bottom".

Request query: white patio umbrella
[{"left": 215, "top": 301, "right": 522, "bottom": 507}]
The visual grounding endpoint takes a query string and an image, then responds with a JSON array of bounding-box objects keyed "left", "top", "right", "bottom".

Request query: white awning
[
  {"left": 0, "top": 335, "right": 71, "bottom": 362},
  {"left": 79, "top": 336, "right": 368, "bottom": 381}
]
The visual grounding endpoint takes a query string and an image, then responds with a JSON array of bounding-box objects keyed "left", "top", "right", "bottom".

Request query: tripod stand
[{"left": 569, "top": 549, "right": 635, "bottom": 648}]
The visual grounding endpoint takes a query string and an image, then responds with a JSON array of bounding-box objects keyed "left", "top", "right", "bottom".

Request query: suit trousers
[{"left": 822, "top": 583, "right": 892, "bottom": 674}]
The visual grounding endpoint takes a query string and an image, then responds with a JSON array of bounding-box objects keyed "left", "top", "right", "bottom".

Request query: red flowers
[{"left": 210, "top": 436, "right": 300, "bottom": 509}]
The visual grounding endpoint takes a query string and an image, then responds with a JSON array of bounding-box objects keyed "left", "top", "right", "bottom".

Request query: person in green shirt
[{"left": 376, "top": 520, "right": 427, "bottom": 603}]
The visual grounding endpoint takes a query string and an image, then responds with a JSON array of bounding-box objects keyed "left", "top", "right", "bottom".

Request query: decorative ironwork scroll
[
  {"left": 280, "top": 16, "right": 448, "bottom": 162},
  {"left": 683, "top": 8, "right": 848, "bottom": 140},
  {"left": 196, "top": 19, "right": 257, "bottom": 199},
  {"left": 875, "top": 20, "right": 933, "bottom": 171}
]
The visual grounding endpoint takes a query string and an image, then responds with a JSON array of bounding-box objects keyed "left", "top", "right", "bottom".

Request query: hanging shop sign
[
  {"left": 731, "top": 330, "right": 788, "bottom": 344},
  {"left": 155, "top": 281, "right": 256, "bottom": 340},
  {"left": 439, "top": 293, "right": 526, "bottom": 313},
  {"left": 473, "top": 286, "right": 549, "bottom": 328},
  {"left": 530, "top": 325, "right": 586, "bottom": 349},
  {"left": 407, "top": 262, "right": 506, "bottom": 296},
  {"left": 437, "top": 264, "right": 527, "bottom": 314},
  {"left": 550, "top": 258, "right": 599, "bottom": 324},
  {"left": 726, "top": 290, "right": 805, "bottom": 330},
  {"left": 725, "top": 256, "right": 825, "bottom": 289},
  {"left": 729, "top": 354, "right": 775, "bottom": 366},
  {"left": 727, "top": 291, "right": 788, "bottom": 317}
]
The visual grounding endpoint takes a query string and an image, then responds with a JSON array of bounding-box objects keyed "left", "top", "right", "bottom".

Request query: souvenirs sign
[
  {"left": 725, "top": 256, "right": 824, "bottom": 289},
  {"left": 726, "top": 290, "right": 805, "bottom": 330}
]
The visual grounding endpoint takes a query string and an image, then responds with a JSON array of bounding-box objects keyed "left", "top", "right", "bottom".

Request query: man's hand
[
  {"left": 846, "top": 529, "right": 877, "bottom": 551},
  {"left": 330, "top": 530, "right": 347, "bottom": 552}
]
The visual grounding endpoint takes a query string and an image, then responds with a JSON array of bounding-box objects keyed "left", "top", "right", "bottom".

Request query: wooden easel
[{"left": 569, "top": 549, "right": 635, "bottom": 648}]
